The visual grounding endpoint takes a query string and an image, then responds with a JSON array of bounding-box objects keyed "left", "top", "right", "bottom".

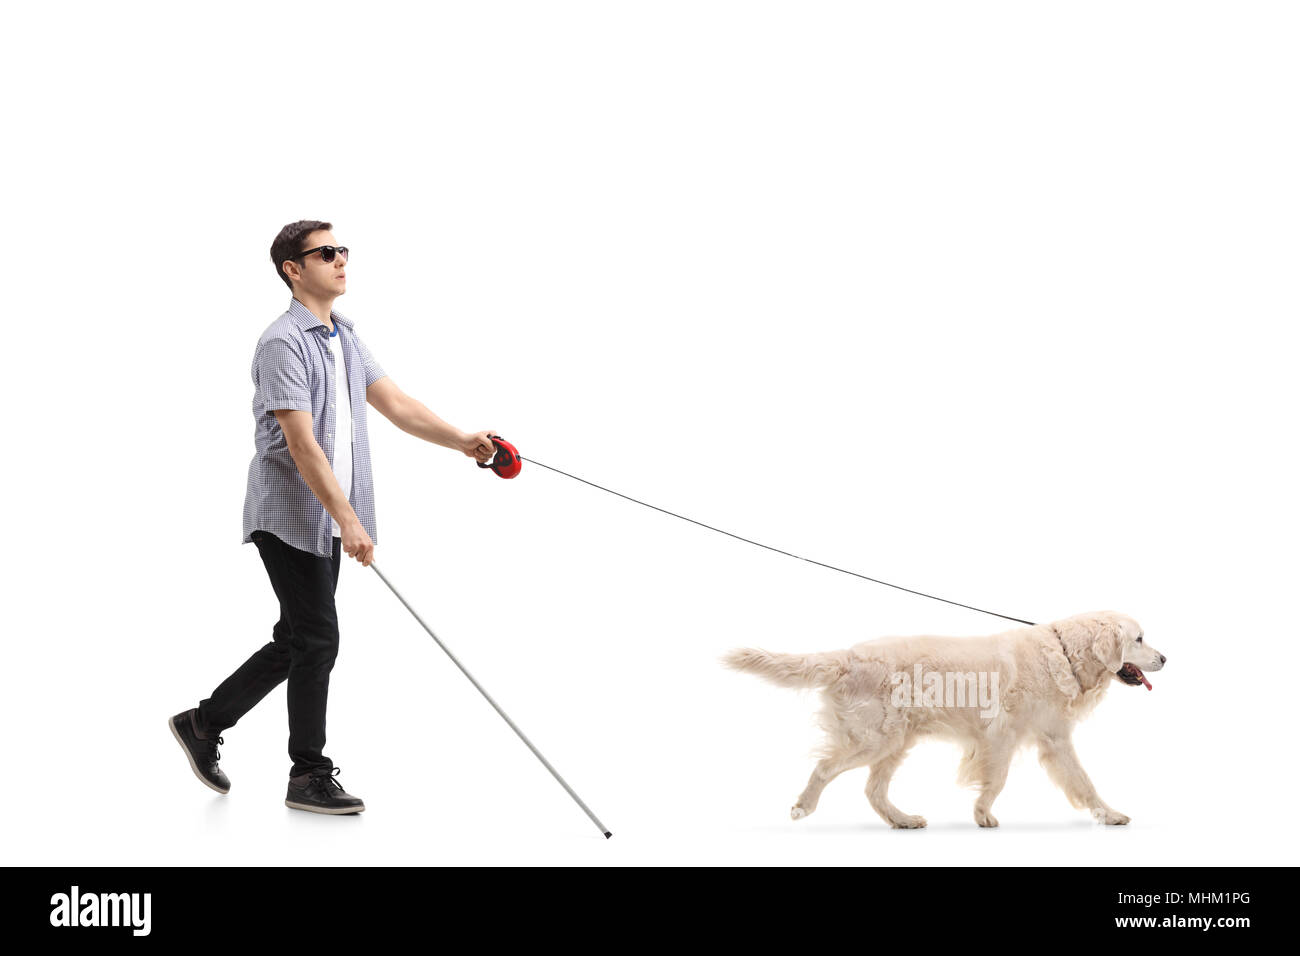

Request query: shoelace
[
  {"left": 313, "top": 767, "right": 343, "bottom": 791},
  {"left": 205, "top": 736, "right": 224, "bottom": 763}
]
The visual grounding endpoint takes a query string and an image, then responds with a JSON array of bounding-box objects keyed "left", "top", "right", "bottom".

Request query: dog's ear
[{"left": 1089, "top": 619, "right": 1125, "bottom": 673}]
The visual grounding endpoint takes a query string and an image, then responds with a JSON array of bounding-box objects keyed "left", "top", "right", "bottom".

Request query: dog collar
[{"left": 1049, "top": 623, "right": 1085, "bottom": 695}]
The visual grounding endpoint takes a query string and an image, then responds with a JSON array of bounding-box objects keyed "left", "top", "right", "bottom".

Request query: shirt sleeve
[
  {"left": 254, "top": 335, "right": 313, "bottom": 412},
  {"left": 355, "top": 332, "right": 387, "bottom": 387}
]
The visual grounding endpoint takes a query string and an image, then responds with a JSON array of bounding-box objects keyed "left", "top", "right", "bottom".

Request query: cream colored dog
[{"left": 723, "top": 610, "right": 1165, "bottom": 828}]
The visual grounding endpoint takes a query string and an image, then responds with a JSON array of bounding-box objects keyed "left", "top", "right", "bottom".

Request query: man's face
[{"left": 285, "top": 229, "right": 347, "bottom": 299}]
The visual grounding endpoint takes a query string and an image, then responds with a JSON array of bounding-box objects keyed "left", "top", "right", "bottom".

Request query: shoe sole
[
  {"left": 285, "top": 799, "right": 365, "bottom": 814},
  {"left": 168, "top": 716, "right": 230, "bottom": 794}
]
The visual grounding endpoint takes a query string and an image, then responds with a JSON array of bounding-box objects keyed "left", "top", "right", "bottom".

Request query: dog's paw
[
  {"left": 790, "top": 806, "right": 809, "bottom": 821},
  {"left": 891, "top": 814, "right": 927, "bottom": 829},
  {"left": 974, "top": 808, "right": 999, "bottom": 828},
  {"left": 1091, "top": 807, "right": 1130, "bottom": 826}
]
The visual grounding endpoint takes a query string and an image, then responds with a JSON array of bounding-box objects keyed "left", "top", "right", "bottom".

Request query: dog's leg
[
  {"left": 791, "top": 753, "right": 871, "bottom": 820},
  {"left": 971, "top": 738, "right": 1015, "bottom": 828},
  {"left": 865, "top": 750, "right": 926, "bottom": 829},
  {"left": 1037, "top": 733, "right": 1130, "bottom": 825}
]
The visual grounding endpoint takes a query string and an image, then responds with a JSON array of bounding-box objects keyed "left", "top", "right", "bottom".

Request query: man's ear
[{"left": 1090, "top": 620, "right": 1125, "bottom": 673}]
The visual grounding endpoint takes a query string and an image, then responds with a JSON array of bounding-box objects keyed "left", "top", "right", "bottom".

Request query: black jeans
[{"left": 197, "top": 530, "right": 341, "bottom": 778}]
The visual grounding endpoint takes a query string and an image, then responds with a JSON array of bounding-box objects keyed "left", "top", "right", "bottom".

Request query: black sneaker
[
  {"left": 168, "top": 708, "right": 230, "bottom": 794},
  {"left": 285, "top": 767, "right": 365, "bottom": 815}
]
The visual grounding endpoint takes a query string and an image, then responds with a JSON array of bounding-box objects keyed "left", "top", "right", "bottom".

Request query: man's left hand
[{"left": 462, "top": 430, "right": 498, "bottom": 463}]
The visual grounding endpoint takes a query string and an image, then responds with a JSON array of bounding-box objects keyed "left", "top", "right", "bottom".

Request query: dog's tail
[{"left": 721, "top": 647, "right": 849, "bottom": 689}]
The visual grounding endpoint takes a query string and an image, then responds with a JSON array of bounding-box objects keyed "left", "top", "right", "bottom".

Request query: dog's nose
[{"left": 1159, "top": 654, "right": 1166, "bottom": 664}]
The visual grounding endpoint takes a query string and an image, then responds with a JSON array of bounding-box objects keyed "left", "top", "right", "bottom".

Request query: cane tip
[{"left": 604, "top": 831, "right": 612, "bottom": 839}]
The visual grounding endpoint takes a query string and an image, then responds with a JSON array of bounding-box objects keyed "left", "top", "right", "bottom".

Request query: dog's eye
[{"left": 1136, "top": 636, "right": 1143, "bottom": 644}]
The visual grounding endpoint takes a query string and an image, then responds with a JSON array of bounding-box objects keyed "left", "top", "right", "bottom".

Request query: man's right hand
[{"left": 342, "top": 519, "right": 375, "bottom": 567}]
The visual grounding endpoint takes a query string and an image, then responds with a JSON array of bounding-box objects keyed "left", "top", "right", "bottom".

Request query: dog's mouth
[{"left": 1117, "top": 663, "right": 1152, "bottom": 690}]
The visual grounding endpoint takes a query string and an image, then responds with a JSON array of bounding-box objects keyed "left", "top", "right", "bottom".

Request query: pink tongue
[{"left": 1137, "top": 669, "right": 1152, "bottom": 691}]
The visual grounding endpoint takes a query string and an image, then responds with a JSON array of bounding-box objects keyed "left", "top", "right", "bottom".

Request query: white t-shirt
[{"left": 324, "top": 323, "right": 353, "bottom": 538}]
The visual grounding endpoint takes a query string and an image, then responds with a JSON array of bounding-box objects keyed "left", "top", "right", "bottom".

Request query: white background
[{"left": 3, "top": 1, "right": 1296, "bottom": 866}]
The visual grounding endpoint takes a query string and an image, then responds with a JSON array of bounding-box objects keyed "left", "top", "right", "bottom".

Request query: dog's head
[{"left": 1055, "top": 611, "right": 1167, "bottom": 691}]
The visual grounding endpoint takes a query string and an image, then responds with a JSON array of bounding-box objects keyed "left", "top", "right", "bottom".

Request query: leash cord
[{"left": 519, "top": 455, "right": 1036, "bottom": 627}]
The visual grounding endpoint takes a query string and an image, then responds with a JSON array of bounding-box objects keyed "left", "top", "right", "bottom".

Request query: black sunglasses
[{"left": 291, "top": 244, "right": 349, "bottom": 263}]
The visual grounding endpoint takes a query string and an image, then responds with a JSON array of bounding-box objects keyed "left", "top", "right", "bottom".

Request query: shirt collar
[{"left": 288, "top": 296, "right": 355, "bottom": 334}]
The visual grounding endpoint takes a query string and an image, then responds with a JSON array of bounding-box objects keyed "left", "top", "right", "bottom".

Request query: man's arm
[
  {"left": 275, "top": 409, "right": 360, "bottom": 533},
  {"left": 366, "top": 376, "right": 477, "bottom": 453}
]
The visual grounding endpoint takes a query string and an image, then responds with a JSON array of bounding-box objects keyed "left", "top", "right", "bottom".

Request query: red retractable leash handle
[{"left": 475, "top": 434, "right": 522, "bottom": 478}]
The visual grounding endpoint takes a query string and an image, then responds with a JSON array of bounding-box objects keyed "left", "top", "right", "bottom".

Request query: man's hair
[{"left": 270, "top": 220, "right": 333, "bottom": 292}]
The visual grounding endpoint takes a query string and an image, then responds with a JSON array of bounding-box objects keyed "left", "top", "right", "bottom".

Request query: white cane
[{"left": 368, "top": 561, "right": 612, "bottom": 839}]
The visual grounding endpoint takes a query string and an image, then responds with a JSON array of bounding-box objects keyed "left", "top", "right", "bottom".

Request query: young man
[{"left": 169, "top": 219, "right": 497, "bottom": 814}]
